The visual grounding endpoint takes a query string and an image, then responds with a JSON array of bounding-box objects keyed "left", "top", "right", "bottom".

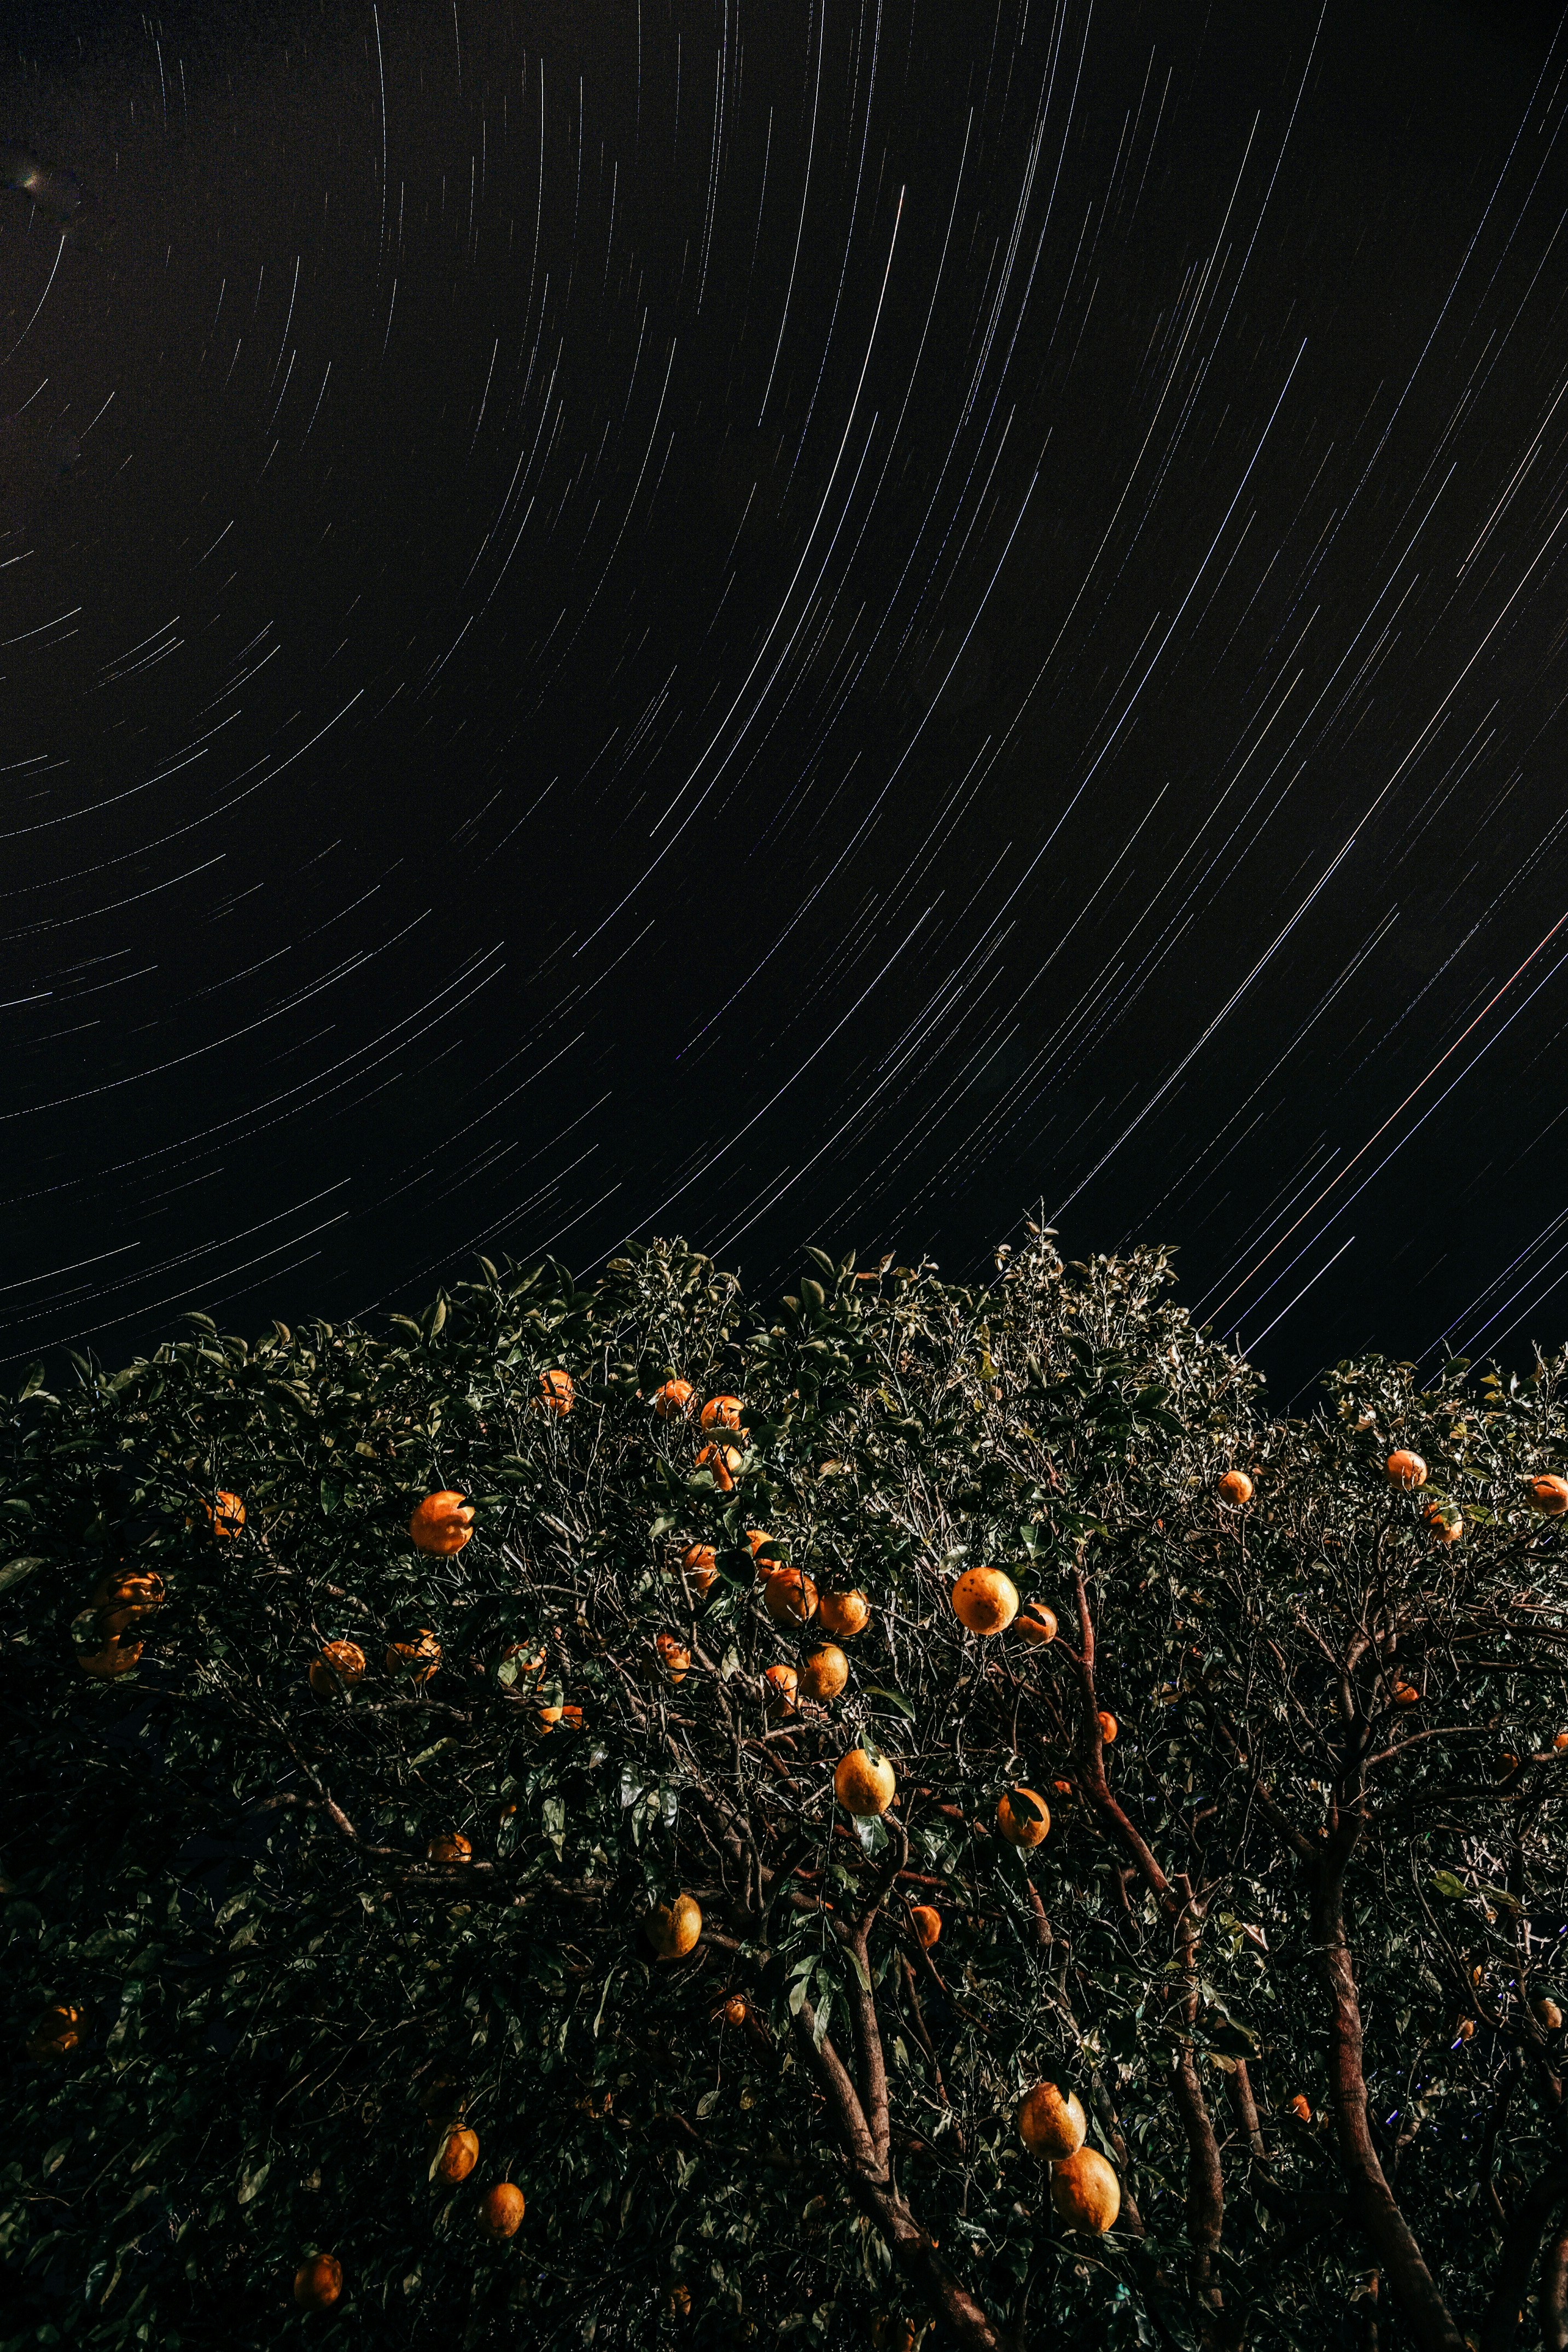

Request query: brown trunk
[
  {"left": 1311, "top": 1837, "right": 1466, "bottom": 2352},
  {"left": 1478, "top": 2168, "right": 1568, "bottom": 2351},
  {"left": 1544, "top": 2218, "right": 1568, "bottom": 2351},
  {"left": 856, "top": 2176, "right": 1013, "bottom": 2352},
  {"left": 1074, "top": 1568, "right": 1226, "bottom": 2312},
  {"left": 1229, "top": 2060, "right": 1268, "bottom": 2162}
]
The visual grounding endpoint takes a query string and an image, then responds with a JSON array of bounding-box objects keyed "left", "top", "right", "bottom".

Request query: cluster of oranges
[
  {"left": 73, "top": 1492, "right": 245, "bottom": 1680},
  {"left": 292, "top": 2099, "right": 526, "bottom": 2312},
  {"left": 1216, "top": 1454, "right": 1568, "bottom": 1543},
  {"left": 1017, "top": 2080, "right": 1121, "bottom": 2234}
]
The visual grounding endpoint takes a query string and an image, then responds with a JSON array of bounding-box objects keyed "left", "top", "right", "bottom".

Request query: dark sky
[{"left": 3, "top": 0, "right": 1568, "bottom": 1398}]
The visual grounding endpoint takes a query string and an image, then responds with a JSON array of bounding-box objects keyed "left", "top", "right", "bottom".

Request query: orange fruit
[
  {"left": 310, "top": 1640, "right": 366, "bottom": 1697},
  {"left": 561, "top": 1704, "right": 584, "bottom": 1731},
  {"left": 1425, "top": 1502, "right": 1464, "bottom": 1544},
  {"left": 835, "top": 1748, "right": 896, "bottom": 1816},
  {"left": 668, "top": 2286, "right": 692, "bottom": 2320},
  {"left": 537, "top": 1367, "right": 574, "bottom": 1416},
  {"left": 385, "top": 1629, "right": 441, "bottom": 1683},
  {"left": 700, "top": 1395, "right": 743, "bottom": 1432},
  {"left": 87, "top": 1569, "right": 165, "bottom": 1635},
  {"left": 745, "top": 1529, "right": 780, "bottom": 1570},
  {"left": 818, "top": 1590, "right": 870, "bottom": 1638},
  {"left": 951, "top": 1567, "right": 1020, "bottom": 1635},
  {"left": 437, "top": 2128, "right": 480, "bottom": 2183},
  {"left": 1529, "top": 1474, "right": 1568, "bottom": 1516},
  {"left": 1555, "top": 1732, "right": 1568, "bottom": 1753},
  {"left": 656, "top": 1633, "right": 691, "bottom": 1684},
  {"left": 654, "top": 1379, "right": 694, "bottom": 1420},
  {"left": 428, "top": 1833, "right": 472, "bottom": 1865},
  {"left": 1050, "top": 2145, "right": 1120, "bottom": 2233},
  {"left": 1289, "top": 2094, "right": 1311, "bottom": 2122},
  {"left": 77, "top": 1637, "right": 142, "bottom": 1679},
  {"left": 798, "top": 1644, "right": 848, "bottom": 1702},
  {"left": 1386, "top": 1451, "right": 1427, "bottom": 1490},
  {"left": 696, "top": 1442, "right": 743, "bottom": 1492},
  {"left": 1018, "top": 2081, "right": 1086, "bottom": 2158},
  {"left": 25, "top": 2004, "right": 83, "bottom": 2059},
  {"left": 648, "top": 1894, "right": 702, "bottom": 1959},
  {"left": 909, "top": 1905, "right": 941, "bottom": 1949},
  {"left": 722, "top": 1995, "right": 748, "bottom": 2027},
  {"left": 763, "top": 1568, "right": 818, "bottom": 1625},
  {"left": 763, "top": 1664, "right": 798, "bottom": 1718},
  {"left": 1217, "top": 1469, "right": 1253, "bottom": 1506},
  {"left": 204, "top": 1489, "right": 246, "bottom": 1538},
  {"left": 870, "top": 2323, "right": 916, "bottom": 2352},
  {"left": 996, "top": 1787, "right": 1050, "bottom": 1848},
  {"left": 679, "top": 1543, "right": 719, "bottom": 1593},
  {"left": 1016, "top": 1600, "right": 1058, "bottom": 1645},
  {"left": 409, "top": 1492, "right": 474, "bottom": 1555},
  {"left": 293, "top": 2253, "right": 343, "bottom": 2310},
  {"left": 480, "top": 2181, "right": 526, "bottom": 2238},
  {"left": 1392, "top": 1683, "right": 1419, "bottom": 1707},
  {"left": 1097, "top": 1711, "right": 1118, "bottom": 1744},
  {"left": 1535, "top": 1998, "right": 1564, "bottom": 2031},
  {"left": 1455, "top": 2018, "right": 1476, "bottom": 2041}
]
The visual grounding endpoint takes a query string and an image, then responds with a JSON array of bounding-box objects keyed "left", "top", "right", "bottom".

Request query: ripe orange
[
  {"left": 77, "top": 1637, "right": 143, "bottom": 1679},
  {"left": 1455, "top": 2018, "right": 1476, "bottom": 2041},
  {"left": 1535, "top": 1998, "right": 1564, "bottom": 2032},
  {"left": 428, "top": 1833, "right": 472, "bottom": 1865},
  {"left": 679, "top": 1543, "right": 719, "bottom": 1593},
  {"left": 835, "top": 1748, "right": 896, "bottom": 1817},
  {"left": 696, "top": 1442, "right": 743, "bottom": 1492},
  {"left": 1386, "top": 1451, "right": 1427, "bottom": 1490},
  {"left": 1289, "top": 2094, "right": 1311, "bottom": 2122},
  {"left": 1392, "top": 1682, "right": 1419, "bottom": 1707},
  {"left": 409, "top": 1492, "right": 475, "bottom": 1556},
  {"left": 648, "top": 1894, "right": 702, "bottom": 1959},
  {"left": 763, "top": 1664, "right": 798, "bottom": 1718},
  {"left": 25, "top": 2004, "right": 83, "bottom": 2059},
  {"left": 763, "top": 1568, "right": 818, "bottom": 1625},
  {"left": 1217, "top": 1469, "right": 1253, "bottom": 1506},
  {"left": 996, "top": 1788, "right": 1050, "bottom": 1848},
  {"left": 1555, "top": 1732, "right": 1568, "bottom": 1753},
  {"left": 668, "top": 2286, "right": 692, "bottom": 2320},
  {"left": 798, "top": 1644, "right": 848, "bottom": 1702},
  {"left": 700, "top": 1395, "right": 743, "bottom": 1432},
  {"left": 204, "top": 1489, "right": 246, "bottom": 1538},
  {"left": 87, "top": 1569, "right": 165, "bottom": 1634},
  {"left": 1050, "top": 2145, "right": 1120, "bottom": 2233},
  {"left": 1425, "top": 1503, "right": 1464, "bottom": 1544},
  {"left": 480, "top": 2181, "right": 526, "bottom": 2239},
  {"left": 385, "top": 1629, "right": 441, "bottom": 1683},
  {"left": 818, "top": 1590, "right": 870, "bottom": 1638},
  {"left": 436, "top": 2128, "right": 480, "bottom": 2183},
  {"left": 293, "top": 2254, "right": 343, "bottom": 2310},
  {"left": 1018, "top": 2081, "right": 1086, "bottom": 2158},
  {"left": 310, "top": 1640, "right": 367, "bottom": 1697},
  {"left": 1016, "top": 1600, "right": 1058, "bottom": 1645},
  {"left": 951, "top": 1567, "right": 1020, "bottom": 1635},
  {"left": 1529, "top": 1473, "right": 1568, "bottom": 1516},
  {"left": 745, "top": 1529, "right": 780, "bottom": 1571},
  {"left": 909, "top": 1905, "right": 941, "bottom": 1949},
  {"left": 722, "top": 1995, "right": 749, "bottom": 2027},
  {"left": 1097, "top": 1711, "right": 1118, "bottom": 1744},
  {"left": 537, "top": 1368, "right": 574, "bottom": 1416},
  {"left": 654, "top": 1379, "right": 695, "bottom": 1419},
  {"left": 656, "top": 1633, "right": 691, "bottom": 1684}
]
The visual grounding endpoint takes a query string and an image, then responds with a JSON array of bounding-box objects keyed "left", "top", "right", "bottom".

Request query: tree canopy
[{"left": 5, "top": 1231, "right": 1568, "bottom": 2352}]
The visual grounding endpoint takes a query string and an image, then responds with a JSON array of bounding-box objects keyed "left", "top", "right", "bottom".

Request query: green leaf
[{"left": 1431, "top": 1871, "right": 1471, "bottom": 1901}]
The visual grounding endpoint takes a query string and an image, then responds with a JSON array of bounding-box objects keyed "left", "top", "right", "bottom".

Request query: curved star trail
[{"left": 2, "top": 0, "right": 1568, "bottom": 1394}]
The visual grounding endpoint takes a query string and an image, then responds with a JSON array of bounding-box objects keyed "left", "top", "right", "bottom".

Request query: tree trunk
[
  {"left": 1480, "top": 2168, "right": 1568, "bottom": 2350},
  {"left": 1543, "top": 2217, "right": 1568, "bottom": 2352},
  {"left": 858, "top": 2176, "right": 1014, "bottom": 2352},
  {"left": 1311, "top": 1839, "right": 1467, "bottom": 2352}
]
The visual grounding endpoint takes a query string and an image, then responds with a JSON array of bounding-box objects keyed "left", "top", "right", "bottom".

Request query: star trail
[{"left": 2, "top": 0, "right": 1568, "bottom": 1392}]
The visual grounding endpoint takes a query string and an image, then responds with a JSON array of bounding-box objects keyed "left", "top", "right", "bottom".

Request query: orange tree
[{"left": 3, "top": 1232, "right": 1568, "bottom": 2351}]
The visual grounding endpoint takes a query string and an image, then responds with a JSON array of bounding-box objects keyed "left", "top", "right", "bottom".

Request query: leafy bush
[{"left": 4, "top": 1232, "right": 1568, "bottom": 2351}]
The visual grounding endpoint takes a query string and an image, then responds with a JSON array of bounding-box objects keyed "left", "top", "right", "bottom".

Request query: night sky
[{"left": 3, "top": 0, "right": 1568, "bottom": 1399}]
